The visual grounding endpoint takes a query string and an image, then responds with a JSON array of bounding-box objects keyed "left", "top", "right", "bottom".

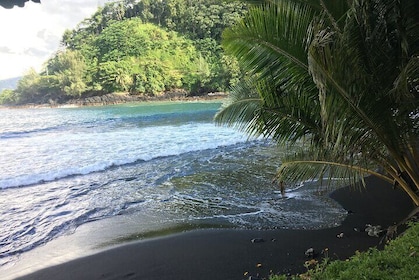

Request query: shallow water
[{"left": 0, "top": 101, "right": 346, "bottom": 268}]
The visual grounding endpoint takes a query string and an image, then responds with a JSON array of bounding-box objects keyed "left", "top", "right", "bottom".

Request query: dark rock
[
  {"left": 304, "top": 247, "right": 315, "bottom": 257},
  {"left": 251, "top": 238, "right": 265, "bottom": 243}
]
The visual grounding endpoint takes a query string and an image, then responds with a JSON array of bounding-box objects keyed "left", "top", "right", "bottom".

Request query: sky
[{"left": 0, "top": 0, "right": 110, "bottom": 80}]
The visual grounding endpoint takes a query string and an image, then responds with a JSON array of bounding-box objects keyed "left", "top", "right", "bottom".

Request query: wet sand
[{"left": 12, "top": 176, "right": 414, "bottom": 280}]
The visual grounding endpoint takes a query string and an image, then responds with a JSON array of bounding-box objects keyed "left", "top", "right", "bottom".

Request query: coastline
[
  {"left": 0, "top": 92, "right": 228, "bottom": 109},
  {"left": 8, "top": 176, "right": 414, "bottom": 280}
]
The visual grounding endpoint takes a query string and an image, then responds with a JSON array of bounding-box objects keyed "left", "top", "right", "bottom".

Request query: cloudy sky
[{"left": 0, "top": 0, "right": 110, "bottom": 80}]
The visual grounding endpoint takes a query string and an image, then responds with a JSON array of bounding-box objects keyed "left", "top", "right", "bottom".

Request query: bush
[{"left": 271, "top": 222, "right": 419, "bottom": 280}]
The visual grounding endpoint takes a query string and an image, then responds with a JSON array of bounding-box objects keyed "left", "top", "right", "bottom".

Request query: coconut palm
[{"left": 215, "top": 0, "right": 419, "bottom": 206}]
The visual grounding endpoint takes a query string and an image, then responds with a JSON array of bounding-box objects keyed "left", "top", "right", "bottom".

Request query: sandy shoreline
[{"left": 5, "top": 176, "right": 413, "bottom": 280}]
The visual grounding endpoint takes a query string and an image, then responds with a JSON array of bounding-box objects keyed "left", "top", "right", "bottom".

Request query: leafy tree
[
  {"left": 0, "top": 89, "right": 17, "bottom": 105},
  {"left": 13, "top": 68, "right": 43, "bottom": 104},
  {"left": 97, "top": 59, "right": 134, "bottom": 92},
  {"left": 7, "top": 0, "right": 248, "bottom": 104},
  {"left": 95, "top": 18, "right": 147, "bottom": 62},
  {"left": 64, "top": 0, "right": 247, "bottom": 95},
  {"left": 45, "top": 50, "right": 87, "bottom": 97},
  {"left": 8, "top": 68, "right": 61, "bottom": 104},
  {"left": 216, "top": 0, "right": 419, "bottom": 206},
  {"left": 95, "top": 21, "right": 203, "bottom": 95},
  {"left": 96, "top": 0, "right": 247, "bottom": 92}
]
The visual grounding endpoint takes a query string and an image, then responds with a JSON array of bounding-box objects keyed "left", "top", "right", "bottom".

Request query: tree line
[{"left": 0, "top": 0, "right": 247, "bottom": 105}]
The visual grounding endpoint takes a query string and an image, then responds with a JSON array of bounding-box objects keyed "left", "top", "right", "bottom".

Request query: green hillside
[
  {"left": 1, "top": 0, "right": 247, "bottom": 105},
  {"left": 0, "top": 76, "right": 20, "bottom": 92}
]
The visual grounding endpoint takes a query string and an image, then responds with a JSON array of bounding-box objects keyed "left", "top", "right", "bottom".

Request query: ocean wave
[
  {"left": 0, "top": 117, "right": 121, "bottom": 139},
  {"left": 0, "top": 107, "right": 217, "bottom": 139},
  {"left": 0, "top": 140, "right": 248, "bottom": 190},
  {"left": 0, "top": 207, "right": 106, "bottom": 265},
  {"left": 0, "top": 137, "right": 348, "bottom": 268}
]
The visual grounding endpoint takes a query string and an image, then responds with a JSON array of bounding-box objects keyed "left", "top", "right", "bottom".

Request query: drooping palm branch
[{"left": 217, "top": 0, "right": 419, "bottom": 205}]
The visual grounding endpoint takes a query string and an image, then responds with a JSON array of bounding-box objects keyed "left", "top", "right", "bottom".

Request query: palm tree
[{"left": 215, "top": 0, "right": 419, "bottom": 207}]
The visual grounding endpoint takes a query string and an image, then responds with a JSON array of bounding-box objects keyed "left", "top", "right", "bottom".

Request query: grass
[{"left": 270, "top": 222, "right": 419, "bottom": 280}]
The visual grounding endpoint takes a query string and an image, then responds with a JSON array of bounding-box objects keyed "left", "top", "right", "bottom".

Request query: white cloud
[{"left": 0, "top": 0, "right": 110, "bottom": 80}]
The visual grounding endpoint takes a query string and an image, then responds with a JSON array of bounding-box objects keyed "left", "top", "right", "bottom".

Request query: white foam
[{"left": 0, "top": 123, "right": 247, "bottom": 189}]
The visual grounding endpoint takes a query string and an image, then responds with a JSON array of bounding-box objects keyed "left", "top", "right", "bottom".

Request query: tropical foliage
[
  {"left": 0, "top": 0, "right": 247, "bottom": 105},
  {"left": 271, "top": 222, "right": 419, "bottom": 280},
  {"left": 215, "top": 0, "right": 419, "bottom": 206}
]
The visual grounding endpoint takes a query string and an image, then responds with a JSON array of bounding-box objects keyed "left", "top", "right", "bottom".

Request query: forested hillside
[
  {"left": 0, "top": 0, "right": 247, "bottom": 105},
  {"left": 0, "top": 76, "right": 20, "bottom": 92}
]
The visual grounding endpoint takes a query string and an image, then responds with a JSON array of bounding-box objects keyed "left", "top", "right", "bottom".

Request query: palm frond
[
  {"left": 308, "top": 0, "right": 419, "bottom": 156},
  {"left": 216, "top": 72, "right": 323, "bottom": 145},
  {"left": 392, "top": 56, "right": 419, "bottom": 104},
  {"left": 220, "top": 0, "right": 322, "bottom": 144},
  {"left": 214, "top": 78, "right": 263, "bottom": 136},
  {"left": 276, "top": 148, "right": 393, "bottom": 191},
  {"left": 220, "top": 0, "right": 419, "bottom": 205},
  {"left": 222, "top": 0, "right": 316, "bottom": 86}
]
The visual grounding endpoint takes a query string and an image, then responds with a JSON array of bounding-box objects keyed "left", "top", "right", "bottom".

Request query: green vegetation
[
  {"left": 270, "top": 222, "right": 419, "bottom": 280},
  {"left": 215, "top": 0, "right": 419, "bottom": 206},
  {"left": 1, "top": 0, "right": 247, "bottom": 105}
]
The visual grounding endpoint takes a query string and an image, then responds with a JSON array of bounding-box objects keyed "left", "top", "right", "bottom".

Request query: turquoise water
[{"left": 0, "top": 101, "right": 346, "bottom": 267}]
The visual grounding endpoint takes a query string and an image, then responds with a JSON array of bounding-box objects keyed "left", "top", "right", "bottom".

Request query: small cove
[{"left": 0, "top": 101, "right": 347, "bottom": 270}]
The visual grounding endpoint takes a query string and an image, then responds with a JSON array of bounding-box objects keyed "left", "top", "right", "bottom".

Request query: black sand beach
[{"left": 13, "top": 176, "right": 414, "bottom": 280}]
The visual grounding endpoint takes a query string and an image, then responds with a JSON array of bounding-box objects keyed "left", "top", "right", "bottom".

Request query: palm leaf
[
  {"left": 222, "top": 0, "right": 316, "bottom": 87},
  {"left": 220, "top": 0, "right": 419, "bottom": 205},
  {"left": 308, "top": 0, "right": 419, "bottom": 158},
  {"left": 215, "top": 72, "right": 323, "bottom": 145},
  {"left": 275, "top": 142, "right": 394, "bottom": 190},
  {"left": 214, "top": 77, "right": 263, "bottom": 136}
]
